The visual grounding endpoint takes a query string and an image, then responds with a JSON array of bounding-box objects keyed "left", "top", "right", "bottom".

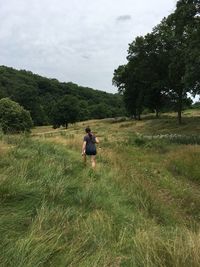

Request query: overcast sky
[{"left": 0, "top": 0, "right": 177, "bottom": 93}]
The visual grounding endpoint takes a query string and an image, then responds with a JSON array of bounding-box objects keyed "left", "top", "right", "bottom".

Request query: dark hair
[{"left": 85, "top": 127, "right": 92, "bottom": 139}]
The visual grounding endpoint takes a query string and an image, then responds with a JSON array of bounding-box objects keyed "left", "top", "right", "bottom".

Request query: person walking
[{"left": 82, "top": 127, "right": 99, "bottom": 168}]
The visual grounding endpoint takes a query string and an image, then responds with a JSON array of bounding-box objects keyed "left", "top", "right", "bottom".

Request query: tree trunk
[
  {"left": 177, "top": 90, "right": 183, "bottom": 125},
  {"left": 138, "top": 112, "right": 141, "bottom": 121},
  {"left": 155, "top": 108, "right": 159, "bottom": 119}
]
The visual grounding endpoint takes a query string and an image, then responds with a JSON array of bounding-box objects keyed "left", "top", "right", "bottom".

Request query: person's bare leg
[
  {"left": 91, "top": 155, "right": 96, "bottom": 169},
  {"left": 83, "top": 154, "right": 87, "bottom": 166}
]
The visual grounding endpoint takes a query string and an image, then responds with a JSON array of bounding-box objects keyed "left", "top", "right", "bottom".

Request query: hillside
[
  {"left": 0, "top": 66, "right": 126, "bottom": 125},
  {"left": 1, "top": 111, "right": 200, "bottom": 266}
]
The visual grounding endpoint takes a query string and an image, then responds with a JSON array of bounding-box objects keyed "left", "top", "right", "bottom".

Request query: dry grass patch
[
  {"left": 166, "top": 145, "right": 200, "bottom": 183},
  {"left": 133, "top": 227, "right": 200, "bottom": 267},
  {"left": 0, "top": 140, "right": 13, "bottom": 155}
]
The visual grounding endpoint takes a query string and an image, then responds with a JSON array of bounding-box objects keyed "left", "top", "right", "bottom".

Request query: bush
[{"left": 0, "top": 98, "right": 33, "bottom": 134}]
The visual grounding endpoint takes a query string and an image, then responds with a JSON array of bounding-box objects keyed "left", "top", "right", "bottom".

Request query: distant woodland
[{"left": 0, "top": 66, "right": 126, "bottom": 126}]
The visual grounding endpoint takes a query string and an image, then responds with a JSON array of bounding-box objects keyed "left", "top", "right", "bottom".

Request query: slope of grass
[{"left": 1, "top": 113, "right": 200, "bottom": 266}]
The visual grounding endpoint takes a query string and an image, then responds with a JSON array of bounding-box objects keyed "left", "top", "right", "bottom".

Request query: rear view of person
[{"left": 82, "top": 127, "right": 99, "bottom": 168}]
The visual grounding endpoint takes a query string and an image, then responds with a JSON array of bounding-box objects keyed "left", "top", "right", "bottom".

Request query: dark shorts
[{"left": 86, "top": 149, "right": 97, "bottom": 156}]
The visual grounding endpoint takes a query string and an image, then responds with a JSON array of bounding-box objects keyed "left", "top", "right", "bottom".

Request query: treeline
[
  {"left": 0, "top": 66, "right": 126, "bottom": 127},
  {"left": 113, "top": 0, "right": 200, "bottom": 124}
]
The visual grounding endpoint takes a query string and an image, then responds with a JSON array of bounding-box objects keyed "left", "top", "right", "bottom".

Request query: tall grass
[
  {"left": 167, "top": 146, "right": 200, "bottom": 183},
  {"left": 1, "top": 116, "right": 200, "bottom": 267}
]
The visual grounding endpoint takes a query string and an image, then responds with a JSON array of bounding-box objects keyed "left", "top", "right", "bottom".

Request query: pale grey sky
[{"left": 0, "top": 0, "right": 177, "bottom": 93}]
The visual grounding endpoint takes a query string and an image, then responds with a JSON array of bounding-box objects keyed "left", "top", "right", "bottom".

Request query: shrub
[{"left": 0, "top": 98, "right": 33, "bottom": 134}]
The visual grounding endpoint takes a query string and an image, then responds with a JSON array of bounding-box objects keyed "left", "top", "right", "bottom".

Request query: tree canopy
[
  {"left": 51, "top": 95, "right": 80, "bottom": 128},
  {"left": 113, "top": 0, "right": 200, "bottom": 123},
  {"left": 0, "top": 66, "right": 126, "bottom": 126},
  {"left": 0, "top": 98, "right": 33, "bottom": 133}
]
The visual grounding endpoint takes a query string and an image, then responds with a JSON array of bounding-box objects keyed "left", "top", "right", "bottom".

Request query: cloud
[
  {"left": 0, "top": 0, "right": 176, "bottom": 93},
  {"left": 82, "top": 55, "right": 90, "bottom": 60},
  {"left": 116, "top": 15, "right": 132, "bottom": 22}
]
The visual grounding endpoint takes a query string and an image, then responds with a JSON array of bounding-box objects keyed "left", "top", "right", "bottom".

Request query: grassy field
[{"left": 1, "top": 111, "right": 200, "bottom": 266}]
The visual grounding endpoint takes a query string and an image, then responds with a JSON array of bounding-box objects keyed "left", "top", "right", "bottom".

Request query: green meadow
[{"left": 1, "top": 111, "right": 200, "bottom": 267}]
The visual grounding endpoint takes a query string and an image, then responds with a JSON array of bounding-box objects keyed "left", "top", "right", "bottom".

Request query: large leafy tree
[
  {"left": 113, "top": 0, "right": 200, "bottom": 124},
  {"left": 51, "top": 95, "right": 80, "bottom": 128},
  {"left": 160, "top": 0, "right": 200, "bottom": 123},
  {"left": 113, "top": 35, "right": 169, "bottom": 119},
  {"left": 0, "top": 98, "right": 33, "bottom": 134},
  {"left": 151, "top": 0, "right": 200, "bottom": 123},
  {"left": 113, "top": 65, "right": 138, "bottom": 119},
  {"left": 183, "top": 0, "right": 200, "bottom": 95},
  {"left": 127, "top": 35, "right": 163, "bottom": 119}
]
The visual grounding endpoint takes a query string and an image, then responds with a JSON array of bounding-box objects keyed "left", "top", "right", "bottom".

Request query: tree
[
  {"left": 156, "top": 0, "right": 200, "bottom": 123},
  {"left": 184, "top": 0, "right": 200, "bottom": 96},
  {"left": 11, "top": 84, "right": 47, "bottom": 125},
  {"left": 78, "top": 100, "right": 90, "bottom": 121},
  {"left": 89, "top": 103, "right": 112, "bottom": 119},
  {"left": 51, "top": 95, "right": 80, "bottom": 128},
  {"left": 113, "top": 64, "right": 140, "bottom": 119},
  {"left": 113, "top": 0, "right": 200, "bottom": 124},
  {"left": 0, "top": 98, "right": 33, "bottom": 134},
  {"left": 114, "top": 37, "right": 159, "bottom": 120},
  {"left": 112, "top": 65, "right": 127, "bottom": 94}
]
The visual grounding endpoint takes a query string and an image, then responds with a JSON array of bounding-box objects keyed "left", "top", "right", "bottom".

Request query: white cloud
[{"left": 0, "top": 0, "right": 176, "bottom": 92}]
